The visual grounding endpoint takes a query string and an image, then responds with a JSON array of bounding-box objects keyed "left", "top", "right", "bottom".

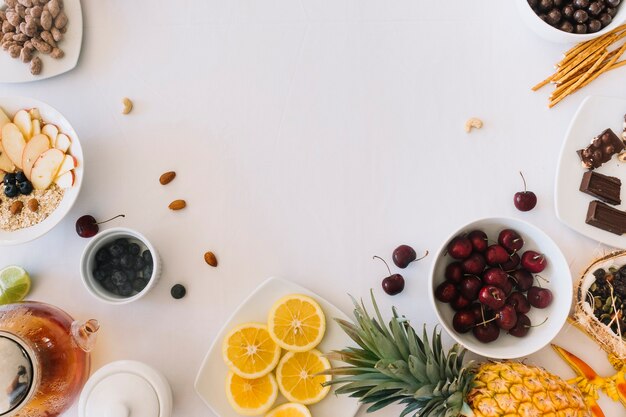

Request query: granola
[{"left": 0, "top": 183, "right": 63, "bottom": 231}]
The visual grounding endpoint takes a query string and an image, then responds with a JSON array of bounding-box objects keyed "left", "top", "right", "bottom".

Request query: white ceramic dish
[
  {"left": 80, "top": 227, "right": 161, "bottom": 305},
  {"left": 555, "top": 96, "right": 626, "bottom": 248},
  {"left": 194, "top": 277, "right": 361, "bottom": 417},
  {"left": 429, "top": 217, "right": 572, "bottom": 359},
  {"left": 0, "top": 96, "right": 83, "bottom": 245},
  {"left": 516, "top": 0, "right": 626, "bottom": 43},
  {"left": 0, "top": 0, "right": 83, "bottom": 83}
]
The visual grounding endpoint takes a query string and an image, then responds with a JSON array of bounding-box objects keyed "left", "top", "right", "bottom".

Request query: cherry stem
[
  {"left": 519, "top": 171, "right": 527, "bottom": 192},
  {"left": 413, "top": 250, "right": 429, "bottom": 262},
  {"left": 373, "top": 256, "right": 391, "bottom": 276},
  {"left": 534, "top": 274, "right": 550, "bottom": 286},
  {"left": 474, "top": 316, "right": 497, "bottom": 327},
  {"left": 528, "top": 317, "right": 549, "bottom": 328},
  {"left": 95, "top": 214, "right": 125, "bottom": 225}
]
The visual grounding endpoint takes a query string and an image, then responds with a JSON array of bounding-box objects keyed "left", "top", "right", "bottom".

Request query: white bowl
[
  {"left": 0, "top": 97, "right": 83, "bottom": 245},
  {"left": 429, "top": 217, "right": 572, "bottom": 359},
  {"left": 80, "top": 227, "right": 161, "bottom": 305},
  {"left": 516, "top": 0, "right": 626, "bottom": 43}
]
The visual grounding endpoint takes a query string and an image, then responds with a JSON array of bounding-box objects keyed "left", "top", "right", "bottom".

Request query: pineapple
[{"left": 325, "top": 295, "right": 593, "bottom": 417}]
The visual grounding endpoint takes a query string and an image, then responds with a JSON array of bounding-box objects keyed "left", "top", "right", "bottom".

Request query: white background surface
[{"left": 1, "top": 1, "right": 626, "bottom": 416}]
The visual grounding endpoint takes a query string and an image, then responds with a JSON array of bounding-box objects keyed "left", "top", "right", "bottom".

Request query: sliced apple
[
  {"left": 22, "top": 134, "right": 51, "bottom": 179},
  {"left": 55, "top": 154, "right": 78, "bottom": 178},
  {"left": 30, "top": 148, "right": 64, "bottom": 190},
  {"left": 54, "top": 133, "right": 71, "bottom": 152},
  {"left": 53, "top": 169, "right": 75, "bottom": 188},
  {"left": 13, "top": 110, "right": 32, "bottom": 140},
  {"left": 42, "top": 124, "right": 58, "bottom": 145},
  {"left": 0, "top": 142, "right": 15, "bottom": 173},
  {"left": 2, "top": 123, "right": 26, "bottom": 169},
  {"left": 32, "top": 119, "right": 41, "bottom": 137}
]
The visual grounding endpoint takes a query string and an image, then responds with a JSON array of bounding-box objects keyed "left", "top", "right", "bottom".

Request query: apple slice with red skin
[
  {"left": 30, "top": 148, "right": 65, "bottom": 190},
  {"left": 42, "top": 124, "right": 59, "bottom": 145},
  {"left": 22, "top": 134, "right": 50, "bottom": 179},
  {"left": 54, "top": 133, "right": 71, "bottom": 152},
  {"left": 55, "top": 154, "right": 78, "bottom": 178},
  {"left": 2, "top": 123, "right": 26, "bottom": 169}
]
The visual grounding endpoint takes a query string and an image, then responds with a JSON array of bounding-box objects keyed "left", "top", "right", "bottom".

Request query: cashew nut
[
  {"left": 121, "top": 97, "right": 133, "bottom": 114},
  {"left": 464, "top": 117, "right": 483, "bottom": 133}
]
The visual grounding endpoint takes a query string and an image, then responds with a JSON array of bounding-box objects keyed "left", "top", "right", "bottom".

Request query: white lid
[{"left": 79, "top": 361, "right": 172, "bottom": 417}]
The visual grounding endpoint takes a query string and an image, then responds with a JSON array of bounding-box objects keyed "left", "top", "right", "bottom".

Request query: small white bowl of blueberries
[
  {"left": 517, "top": 0, "right": 626, "bottom": 42},
  {"left": 80, "top": 227, "right": 160, "bottom": 304}
]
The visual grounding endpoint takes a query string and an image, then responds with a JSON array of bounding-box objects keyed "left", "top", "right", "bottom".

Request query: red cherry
[
  {"left": 509, "top": 313, "right": 531, "bottom": 337},
  {"left": 447, "top": 235, "right": 472, "bottom": 260},
  {"left": 450, "top": 294, "right": 471, "bottom": 311},
  {"left": 509, "top": 269, "right": 534, "bottom": 292},
  {"left": 495, "top": 305, "right": 518, "bottom": 330},
  {"left": 459, "top": 276, "right": 482, "bottom": 301},
  {"left": 521, "top": 251, "right": 547, "bottom": 273},
  {"left": 461, "top": 253, "right": 486, "bottom": 275},
  {"left": 498, "top": 229, "right": 524, "bottom": 253},
  {"left": 75, "top": 214, "right": 125, "bottom": 238},
  {"left": 482, "top": 268, "right": 509, "bottom": 290},
  {"left": 392, "top": 245, "right": 428, "bottom": 269},
  {"left": 499, "top": 252, "right": 520, "bottom": 271},
  {"left": 473, "top": 321, "right": 500, "bottom": 343},
  {"left": 527, "top": 286, "right": 553, "bottom": 308},
  {"left": 468, "top": 230, "right": 488, "bottom": 253},
  {"left": 374, "top": 256, "right": 405, "bottom": 296},
  {"left": 445, "top": 262, "right": 464, "bottom": 284},
  {"left": 435, "top": 282, "right": 457, "bottom": 303},
  {"left": 478, "top": 285, "right": 506, "bottom": 310},
  {"left": 485, "top": 245, "right": 509, "bottom": 266},
  {"left": 506, "top": 292, "right": 531, "bottom": 314},
  {"left": 514, "top": 172, "right": 537, "bottom": 212},
  {"left": 453, "top": 310, "right": 476, "bottom": 333}
]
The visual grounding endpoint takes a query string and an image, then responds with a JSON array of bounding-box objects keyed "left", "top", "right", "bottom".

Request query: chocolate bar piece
[
  {"left": 580, "top": 171, "right": 622, "bottom": 205},
  {"left": 586, "top": 200, "right": 626, "bottom": 235},
  {"left": 577, "top": 128, "right": 624, "bottom": 169}
]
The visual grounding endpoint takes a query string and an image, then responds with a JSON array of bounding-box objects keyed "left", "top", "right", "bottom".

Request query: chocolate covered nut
[
  {"left": 574, "top": 9, "right": 590, "bottom": 22},
  {"left": 574, "top": 0, "right": 590, "bottom": 8},
  {"left": 588, "top": 19, "right": 602, "bottom": 31}
]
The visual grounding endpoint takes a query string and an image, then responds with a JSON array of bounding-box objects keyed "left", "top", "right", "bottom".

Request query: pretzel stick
[
  {"left": 549, "top": 49, "right": 611, "bottom": 108},
  {"left": 550, "top": 44, "right": 625, "bottom": 107}
]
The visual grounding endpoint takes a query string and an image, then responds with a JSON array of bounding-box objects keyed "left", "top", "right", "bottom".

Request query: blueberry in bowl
[{"left": 80, "top": 228, "right": 161, "bottom": 304}]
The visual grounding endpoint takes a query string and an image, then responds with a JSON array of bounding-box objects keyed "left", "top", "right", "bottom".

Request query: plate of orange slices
[{"left": 194, "top": 277, "right": 360, "bottom": 417}]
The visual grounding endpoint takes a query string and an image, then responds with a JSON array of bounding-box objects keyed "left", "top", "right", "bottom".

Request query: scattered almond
[
  {"left": 619, "top": 151, "right": 626, "bottom": 162},
  {"left": 168, "top": 199, "right": 186, "bottom": 210},
  {"left": 9, "top": 200, "right": 23, "bottom": 215},
  {"left": 159, "top": 171, "right": 176, "bottom": 185},
  {"left": 204, "top": 251, "right": 218, "bottom": 267},
  {"left": 27, "top": 198, "right": 38, "bottom": 212}
]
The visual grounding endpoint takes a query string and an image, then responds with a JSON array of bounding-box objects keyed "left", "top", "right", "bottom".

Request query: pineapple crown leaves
[{"left": 324, "top": 291, "right": 475, "bottom": 417}]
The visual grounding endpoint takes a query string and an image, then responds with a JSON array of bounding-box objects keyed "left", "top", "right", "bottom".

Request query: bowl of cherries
[{"left": 429, "top": 217, "right": 572, "bottom": 359}]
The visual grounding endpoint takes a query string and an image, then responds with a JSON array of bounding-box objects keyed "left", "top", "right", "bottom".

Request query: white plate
[
  {"left": 0, "top": 0, "right": 83, "bottom": 83},
  {"left": 194, "top": 277, "right": 361, "bottom": 417},
  {"left": 555, "top": 96, "right": 626, "bottom": 248},
  {"left": 0, "top": 96, "right": 83, "bottom": 245}
]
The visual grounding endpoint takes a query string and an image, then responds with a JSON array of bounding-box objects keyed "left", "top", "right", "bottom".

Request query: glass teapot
[{"left": 0, "top": 301, "right": 98, "bottom": 417}]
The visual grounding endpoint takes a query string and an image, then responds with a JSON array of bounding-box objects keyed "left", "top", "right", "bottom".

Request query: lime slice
[{"left": 0, "top": 266, "right": 31, "bottom": 305}]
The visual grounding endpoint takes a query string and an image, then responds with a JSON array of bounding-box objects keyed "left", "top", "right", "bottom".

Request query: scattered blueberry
[
  {"left": 3, "top": 173, "right": 15, "bottom": 185},
  {"left": 15, "top": 172, "right": 26, "bottom": 183},
  {"left": 128, "top": 243, "right": 140, "bottom": 255},
  {"left": 170, "top": 284, "right": 186, "bottom": 299},
  {"left": 18, "top": 181, "right": 33, "bottom": 195},
  {"left": 4, "top": 183, "right": 18, "bottom": 198}
]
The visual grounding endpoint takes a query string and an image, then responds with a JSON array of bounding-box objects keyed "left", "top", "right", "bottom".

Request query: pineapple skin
[{"left": 466, "top": 362, "right": 591, "bottom": 417}]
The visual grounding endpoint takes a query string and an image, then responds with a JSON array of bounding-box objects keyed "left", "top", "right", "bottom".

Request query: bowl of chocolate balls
[{"left": 517, "top": 0, "right": 626, "bottom": 42}]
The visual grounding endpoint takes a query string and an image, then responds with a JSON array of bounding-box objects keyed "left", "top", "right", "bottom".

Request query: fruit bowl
[
  {"left": 0, "top": 96, "right": 83, "bottom": 245},
  {"left": 515, "top": 0, "right": 626, "bottom": 43},
  {"left": 429, "top": 217, "right": 572, "bottom": 359}
]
